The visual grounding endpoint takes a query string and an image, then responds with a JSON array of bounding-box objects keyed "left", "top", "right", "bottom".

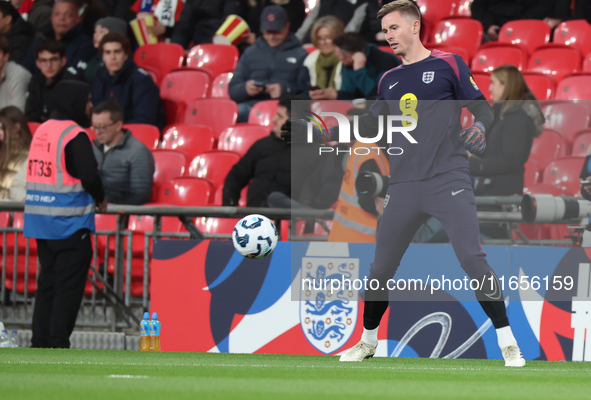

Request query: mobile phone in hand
[{"left": 254, "top": 81, "right": 265, "bottom": 87}]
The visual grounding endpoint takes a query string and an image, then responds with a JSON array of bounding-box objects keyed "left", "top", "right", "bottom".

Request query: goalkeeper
[{"left": 338, "top": 0, "right": 525, "bottom": 367}]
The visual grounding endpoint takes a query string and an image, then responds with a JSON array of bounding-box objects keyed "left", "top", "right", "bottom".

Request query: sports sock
[
  {"left": 361, "top": 326, "right": 379, "bottom": 348},
  {"left": 496, "top": 326, "right": 518, "bottom": 349}
]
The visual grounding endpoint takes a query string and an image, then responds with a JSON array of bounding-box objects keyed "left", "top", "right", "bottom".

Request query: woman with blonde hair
[
  {"left": 304, "top": 15, "right": 344, "bottom": 99},
  {"left": 0, "top": 106, "right": 32, "bottom": 201},
  {"left": 469, "top": 64, "right": 544, "bottom": 237}
]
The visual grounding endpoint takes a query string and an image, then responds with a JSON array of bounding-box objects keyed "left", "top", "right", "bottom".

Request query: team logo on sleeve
[
  {"left": 422, "top": 71, "right": 435, "bottom": 84},
  {"left": 470, "top": 76, "right": 479, "bottom": 91}
]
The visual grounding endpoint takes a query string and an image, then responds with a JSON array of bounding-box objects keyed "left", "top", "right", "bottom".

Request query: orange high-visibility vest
[{"left": 328, "top": 141, "right": 389, "bottom": 242}]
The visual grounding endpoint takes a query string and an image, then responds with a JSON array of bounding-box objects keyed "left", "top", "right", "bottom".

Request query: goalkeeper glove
[{"left": 460, "top": 121, "right": 486, "bottom": 155}]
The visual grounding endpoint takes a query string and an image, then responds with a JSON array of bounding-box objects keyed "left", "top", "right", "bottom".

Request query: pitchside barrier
[{"left": 0, "top": 198, "right": 587, "bottom": 360}]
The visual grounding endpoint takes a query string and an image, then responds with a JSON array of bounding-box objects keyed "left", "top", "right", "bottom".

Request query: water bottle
[
  {"left": 149, "top": 312, "right": 161, "bottom": 351},
  {"left": 140, "top": 312, "right": 150, "bottom": 351},
  {"left": 9, "top": 330, "right": 20, "bottom": 348},
  {"left": 0, "top": 330, "right": 9, "bottom": 348}
]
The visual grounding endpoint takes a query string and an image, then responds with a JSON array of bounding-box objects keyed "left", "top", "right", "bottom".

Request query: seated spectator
[
  {"left": 315, "top": 32, "right": 400, "bottom": 100},
  {"left": 305, "top": 16, "right": 344, "bottom": 100},
  {"left": 469, "top": 65, "right": 544, "bottom": 238},
  {"left": 0, "top": 1, "right": 34, "bottom": 64},
  {"left": 22, "top": 0, "right": 96, "bottom": 75},
  {"left": 91, "top": 101, "right": 154, "bottom": 205},
  {"left": 0, "top": 36, "right": 32, "bottom": 112},
  {"left": 132, "top": 0, "right": 186, "bottom": 42},
  {"left": 26, "top": 0, "right": 53, "bottom": 31},
  {"left": 544, "top": 0, "right": 591, "bottom": 28},
  {"left": 229, "top": 5, "right": 309, "bottom": 122},
  {"left": 471, "top": 0, "right": 555, "bottom": 41},
  {"left": 359, "top": 0, "right": 388, "bottom": 45},
  {"left": 247, "top": 0, "right": 305, "bottom": 37},
  {"left": 296, "top": 0, "right": 368, "bottom": 43},
  {"left": 85, "top": 16, "right": 127, "bottom": 83},
  {"left": 0, "top": 105, "right": 32, "bottom": 201},
  {"left": 170, "top": 0, "right": 247, "bottom": 49},
  {"left": 25, "top": 39, "right": 81, "bottom": 123},
  {"left": 91, "top": 32, "right": 165, "bottom": 130}
]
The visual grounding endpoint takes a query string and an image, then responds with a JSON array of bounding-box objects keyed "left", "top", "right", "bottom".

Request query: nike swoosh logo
[
  {"left": 484, "top": 280, "right": 502, "bottom": 300},
  {"left": 451, "top": 189, "right": 465, "bottom": 196},
  {"left": 389, "top": 82, "right": 399, "bottom": 89}
]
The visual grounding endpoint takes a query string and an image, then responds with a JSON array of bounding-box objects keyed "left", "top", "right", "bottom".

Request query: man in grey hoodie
[{"left": 229, "top": 5, "right": 310, "bottom": 122}]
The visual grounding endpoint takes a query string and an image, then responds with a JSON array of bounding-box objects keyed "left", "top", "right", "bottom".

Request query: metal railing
[{"left": 0, "top": 196, "right": 582, "bottom": 330}]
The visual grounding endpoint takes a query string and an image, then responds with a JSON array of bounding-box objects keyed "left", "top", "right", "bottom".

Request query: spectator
[
  {"left": 91, "top": 101, "right": 155, "bottom": 205},
  {"left": 91, "top": 32, "right": 165, "bottom": 130},
  {"left": 85, "top": 17, "right": 127, "bottom": 83},
  {"left": 0, "top": 1, "right": 35, "bottom": 65},
  {"left": 315, "top": 32, "right": 400, "bottom": 100},
  {"left": 229, "top": 5, "right": 309, "bottom": 122},
  {"left": 359, "top": 0, "right": 389, "bottom": 45},
  {"left": 73, "top": 0, "right": 108, "bottom": 39},
  {"left": 25, "top": 40, "right": 81, "bottom": 123},
  {"left": 25, "top": 80, "right": 106, "bottom": 348},
  {"left": 223, "top": 96, "right": 307, "bottom": 206},
  {"left": 0, "top": 36, "right": 32, "bottom": 112},
  {"left": 22, "top": 0, "right": 96, "bottom": 76},
  {"left": 247, "top": 0, "right": 306, "bottom": 37},
  {"left": 544, "top": 0, "right": 591, "bottom": 28},
  {"left": 132, "top": 0, "right": 187, "bottom": 42},
  {"left": 0, "top": 106, "right": 31, "bottom": 201},
  {"left": 170, "top": 0, "right": 247, "bottom": 49},
  {"left": 27, "top": 0, "right": 53, "bottom": 31},
  {"left": 471, "top": 0, "right": 555, "bottom": 41},
  {"left": 304, "top": 16, "right": 345, "bottom": 99},
  {"left": 469, "top": 65, "right": 544, "bottom": 238},
  {"left": 296, "top": 0, "right": 369, "bottom": 43}
]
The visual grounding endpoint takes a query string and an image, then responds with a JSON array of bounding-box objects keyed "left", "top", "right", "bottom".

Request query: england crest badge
[
  {"left": 300, "top": 257, "right": 359, "bottom": 354},
  {"left": 422, "top": 71, "right": 435, "bottom": 84}
]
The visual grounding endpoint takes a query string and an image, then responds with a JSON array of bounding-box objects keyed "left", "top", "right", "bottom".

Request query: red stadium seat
[
  {"left": 471, "top": 73, "right": 491, "bottom": 100},
  {"left": 542, "top": 102, "right": 590, "bottom": 144},
  {"left": 415, "top": 0, "right": 456, "bottom": 41},
  {"left": 217, "top": 124, "right": 269, "bottom": 156},
  {"left": 28, "top": 122, "right": 40, "bottom": 135},
  {"left": 123, "top": 124, "right": 160, "bottom": 150},
  {"left": 3, "top": 213, "right": 38, "bottom": 293},
  {"left": 471, "top": 46, "right": 527, "bottom": 73},
  {"left": 460, "top": 106, "right": 475, "bottom": 129},
  {"left": 187, "top": 150, "right": 241, "bottom": 191},
  {"left": 428, "top": 18, "right": 483, "bottom": 62},
  {"left": 133, "top": 43, "right": 185, "bottom": 87},
  {"left": 529, "top": 129, "right": 568, "bottom": 171},
  {"left": 496, "top": 19, "right": 551, "bottom": 56},
  {"left": 161, "top": 124, "right": 215, "bottom": 166},
  {"left": 571, "top": 130, "right": 591, "bottom": 156},
  {"left": 158, "top": 177, "right": 213, "bottom": 206},
  {"left": 212, "top": 185, "right": 248, "bottom": 207},
  {"left": 522, "top": 73, "right": 555, "bottom": 101},
  {"left": 185, "top": 44, "right": 239, "bottom": 79},
  {"left": 0, "top": 211, "right": 9, "bottom": 228},
  {"left": 523, "top": 158, "right": 540, "bottom": 188},
  {"left": 160, "top": 70, "right": 211, "bottom": 123},
  {"left": 584, "top": 52, "right": 591, "bottom": 73},
  {"left": 248, "top": 100, "right": 279, "bottom": 127},
  {"left": 379, "top": 45, "right": 394, "bottom": 54},
  {"left": 184, "top": 99, "right": 238, "bottom": 140},
  {"left": 554, "top": 75, "right": 591, "bottom": 101},
  {"left": 542, "top": 157, "right": 585, "bottom": 196},
  {"left": 194, "top": 217, "right": 240, "bottom": 235},
  {"left": 303, "top": 44, "right": 317, "bottom": 54},
  {"left": 455, "top": 0, "right": 472, "bottom": 17},
  {"left": 211, "top": 72, "right": 233, "bottom": 99},
  {"left": 525, "top": 47, "right": 581, "bottom": 83},
  {"left": 553, "top": 20, "right": 591, "bottom": 56},
  {"left": 426, "top": 44, "right": 470, "bottom": 64},
  {"left": 151, "top": 150, "right": 187, "bottom": 202}
]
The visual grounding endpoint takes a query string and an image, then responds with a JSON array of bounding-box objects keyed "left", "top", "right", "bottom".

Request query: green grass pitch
[{"left": 1, "top": 349, "right": 590, "bottom": 400}]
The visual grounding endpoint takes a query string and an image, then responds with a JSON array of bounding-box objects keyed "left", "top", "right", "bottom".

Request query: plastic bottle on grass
[
  {"left": 140, "top": 312, "right": 150, "bottom": 351},
  {"left": 149, "top": 312, "right": 161, "bottom": 351},
  {"left": 0, "top": 330, "right": 9, "bottom": 348},
  {"left": 9, "top": 330, "right": 19, "bottom": 348}
]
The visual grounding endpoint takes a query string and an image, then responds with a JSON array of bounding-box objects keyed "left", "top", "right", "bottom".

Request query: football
[{"left": 232, "top": 214, "right": 279, "bottom": 259}]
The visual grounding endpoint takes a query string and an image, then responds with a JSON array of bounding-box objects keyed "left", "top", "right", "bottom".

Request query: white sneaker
[
  {"left": 339, "top": 341, "right": 376, "bottom": 362},
  {"left": 502, "top": 344, "right": 525, "bottom": 367}
]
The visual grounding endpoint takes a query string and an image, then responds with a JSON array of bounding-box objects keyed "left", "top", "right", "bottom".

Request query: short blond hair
[
  {"left": 310, "top": 15, "right": 345, "bottom": 48},
  {"left": 377, "top": 0, "right": 421, "bottom": 23}
]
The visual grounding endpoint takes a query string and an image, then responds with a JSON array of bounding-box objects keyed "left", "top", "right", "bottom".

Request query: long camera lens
[{"left": 521, "top": 194, "right": 591, "bottom": 223}]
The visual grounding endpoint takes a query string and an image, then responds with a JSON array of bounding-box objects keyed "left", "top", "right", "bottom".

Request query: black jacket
[
  {"left": 171, "top": 0, "right": 246, "bottom": 48},
  {"left": 91, "top": 58, "right": 165, "bottom": 130},
  {"left": 6, "top": 16, "right": 35, "bottom": 65},
  {"left": 25, "top": 66, "right": 82, "bottom": 123},
  {"left": 471, "top": 0, "right": 555, "bottom": 31},
  {"left": 469, "top": 102, "right": 544, "bottom": 196},
  {"left": 21, "top": 24, "right": 96, "bottom": 76}
]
